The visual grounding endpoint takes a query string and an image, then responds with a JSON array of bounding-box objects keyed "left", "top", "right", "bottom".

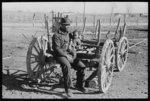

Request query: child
[{"left": 69, "top": 30, "right": 82, "bottom": 51}]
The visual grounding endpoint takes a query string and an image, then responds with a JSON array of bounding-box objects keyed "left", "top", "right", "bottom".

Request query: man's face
[{"left": 61, "top": 24, "right": 70, "bottom": 32}]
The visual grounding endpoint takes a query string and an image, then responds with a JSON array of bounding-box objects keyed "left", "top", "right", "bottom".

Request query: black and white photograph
[{"left": 2, "top": 2, "right": 148, "bottom": 99}]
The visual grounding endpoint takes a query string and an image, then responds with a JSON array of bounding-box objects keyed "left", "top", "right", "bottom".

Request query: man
[{"left": 52, "top": 17, "right": 87, "bottom": 97}]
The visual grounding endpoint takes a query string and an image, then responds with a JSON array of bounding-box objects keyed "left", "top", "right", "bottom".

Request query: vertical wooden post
[
  {"left": 52, "top": 11, "right": 54, "bottom": 25},
  {"left": 83, "top": 17, "right": 86, "bottom": 32},
  {"left": 97, "top": 19, "right": 101, "bottom": 45},
  {"left": 122, "top": 22, "right": 127, "bottom": 37},
  {"left": 82, "top": 17, "right": 86, "bottom": 40},
  {"left": 94, "top": 20, "right": 98, "bottom": 38},
  {"left": 110, "top": 14, "right": 111, "bottom": 26},
  {"left": 44, "top": 14, "right": 50, "bottom": 36},
  {"left": 137, "top": 16, "right": 139, "bottom": 26},
  {"left": 76, "top": 16, "right": 78, "bottom": 27},
  {"left": 115, "top": 17, "right": 121, "bottom": 34},
  {"left": 55, "top": 14, "right": 56, "bottom": 22},
  {"left": 82, "top": 2, "right": 86, "bottom": 40},
  {"left": 60, "top": 13, "right": 62, "bottom": 18},
  {"left": 114, "top": 17, "right": 121, "bottom": 41},
  {"left": 32, "top": 13, "right": 35, "bottom": 27},
  {"left": 52, "top": 11, "right": 54, "bottom": 32},
  {"left": 110, "top": 13, "right": 113, "bottom": 26},
  {"left": 93, "top": 15, "right": 95, "bottom": 29},
  {"left": 44, "top": 14, "right": 47, "bottom": 29},
  {"left": 124, "top": 14, "right": 126, "bottom": 24},
  {"left": 45, "top": 14, "right": 51, "bottom": 52},
  {"left": 83, "top": 2, "right": 86, "bottom": 23},
  {"left": 58, "top": 12, "right": 60, "bottom": 19}
]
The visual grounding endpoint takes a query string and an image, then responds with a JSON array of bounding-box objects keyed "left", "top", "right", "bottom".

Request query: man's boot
[
  {"left": 75, "top": 69, "right": 88, "bottom": 93},
  {"left": 84, "top": 80, "right": 90, "bottom": 87}
]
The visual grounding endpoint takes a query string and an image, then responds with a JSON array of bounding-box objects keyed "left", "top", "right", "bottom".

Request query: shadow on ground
[
  {"left": 2, "top": 69, "right": 67, "bottom": 98},
  {"left": 2, "top": 69, "right": 101, "bottom": 98}
]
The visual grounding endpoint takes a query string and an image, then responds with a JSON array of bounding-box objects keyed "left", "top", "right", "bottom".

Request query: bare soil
[{"left": 2, "top": 23, "right": 148, "bottom": 99}]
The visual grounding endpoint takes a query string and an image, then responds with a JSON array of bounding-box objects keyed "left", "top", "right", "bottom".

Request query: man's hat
[{"left": 59, "top": 18, "right": 70, "bottom": 25}]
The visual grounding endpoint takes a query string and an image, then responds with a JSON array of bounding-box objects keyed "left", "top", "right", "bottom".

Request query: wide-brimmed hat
[{"left": 59, "top": 18, "right": 70, "bottom": 25}]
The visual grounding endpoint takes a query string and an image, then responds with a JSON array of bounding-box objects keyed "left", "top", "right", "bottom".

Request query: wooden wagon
[{"left": 26, "top": 12, "right": 129, "bottom": 93}]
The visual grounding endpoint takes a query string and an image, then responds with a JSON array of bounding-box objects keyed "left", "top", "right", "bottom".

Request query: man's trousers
[{"left": 55, "top": 56, "right": 85, "bottom": 93}]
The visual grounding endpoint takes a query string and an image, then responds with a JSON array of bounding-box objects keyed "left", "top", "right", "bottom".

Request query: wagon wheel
[
  {"left": 116, "top": 36, "right": 128, "bottom": 72},
  {"left": 97, "top": 39, "right": 115, "bottom": 93},
  {"left": 26, "top": 35, "right": 51, "bottom": 82}
]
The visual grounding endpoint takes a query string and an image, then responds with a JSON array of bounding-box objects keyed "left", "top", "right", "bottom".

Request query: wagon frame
[{"left": 26, "top": 12, "right": 129, "bottom": 93}]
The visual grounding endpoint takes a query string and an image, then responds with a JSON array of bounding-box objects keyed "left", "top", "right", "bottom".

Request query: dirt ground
[{"left": 2, "top": 23, "right": 148, "bottom": 99}]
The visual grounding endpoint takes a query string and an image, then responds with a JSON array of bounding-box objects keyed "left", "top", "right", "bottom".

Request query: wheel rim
[
  {"left": 98, "top": 39, "right": 115, "bottom": 93},
  {"left": 116, "top": 37, "right": 128, "bottom": 72},
  {"left": 26, "top": 35, "right": 49, "bottom": 81}
]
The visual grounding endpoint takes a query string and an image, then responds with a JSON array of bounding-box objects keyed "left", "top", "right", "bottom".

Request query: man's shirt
[{"left": 52, "top": 30, "right": 70, "bottom": 57}]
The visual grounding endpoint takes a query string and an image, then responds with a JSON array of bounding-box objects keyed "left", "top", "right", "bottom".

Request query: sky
[{"left": 2, "top": 2, "right": 148, "bottom": 14}]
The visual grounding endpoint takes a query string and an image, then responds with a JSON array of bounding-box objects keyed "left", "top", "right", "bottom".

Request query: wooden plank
[
  {"left": 76, "top": 16, "right": 78, "bottom": 27},
  {"left": 82, "top": 17, "right": 86, "bottom": 35},
  {"left": 97, "top": 19, "right": 101, "bottom": 45},
  {"left": 115, "top": 17, "right": 121, "bottom": 35},
  {"left": 122, "top": 22, "right": 127, "bottom": 37}
]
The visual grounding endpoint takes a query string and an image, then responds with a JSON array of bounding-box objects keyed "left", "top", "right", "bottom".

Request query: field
[{"left": 2, "top": 11, "right": 148, "bottom": 99}]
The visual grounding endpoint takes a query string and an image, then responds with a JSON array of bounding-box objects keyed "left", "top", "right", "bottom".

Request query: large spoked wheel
[
  {"left": 97, "top": 39, "right": 115, "bottom": 93},
  {"left": 115, "top": 36, "right": 128, "bottom": 72},
  {"left": 26, "top": 35, "right": 51, "bottom": 82}
]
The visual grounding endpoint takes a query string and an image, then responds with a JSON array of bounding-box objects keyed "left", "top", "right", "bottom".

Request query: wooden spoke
[
  {"left": 30, "top": 59, "right": 39, "bottom": 64},
  {"left": 122, "top": 49, "right": 128, "bottom": 55},
  {"left": 33, "top": 45, "right": 40, "bottom": 54},
  {"left": 36, "top": 39, "right": 42, "bottom": 51},
  {"left": 109, "top": 46, "right": 114, "bottom": 62},
  {"left": 31, "top": 53, "right": 38, "bottom": 58},
  {"left": 43, "top": 40, "right": 46, "bottom": 50},
  {"left": 44, "top": 40, "right": 48, "bottom": 51},
  {"left": 32, "top": 63, "right": 40, "bottom": 72},
  {"left": 110, "top": 54, "right": 114, "bottom": 62}
]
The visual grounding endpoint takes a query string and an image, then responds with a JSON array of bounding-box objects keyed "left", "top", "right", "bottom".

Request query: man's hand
[
  {"left": 44, "top": 52, "right": 53, "bottom": 57},
  {"left": 70, "top": 50, "right": 77, "bottom": 60},
  {"left": 66, "top": 54, "right": 74, "bottom": 63}
]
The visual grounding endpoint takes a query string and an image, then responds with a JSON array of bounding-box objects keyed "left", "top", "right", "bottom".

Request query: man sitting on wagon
[{"left": 52, "top": 17, "right": 88, "bottom": 97}]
